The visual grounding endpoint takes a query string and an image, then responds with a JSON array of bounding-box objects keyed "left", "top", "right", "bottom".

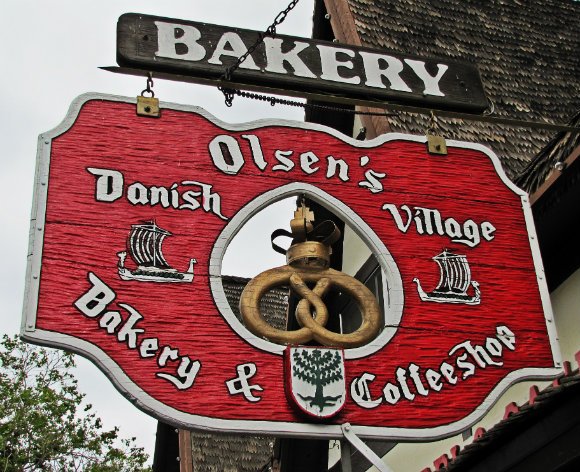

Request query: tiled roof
[
  {"left": 421, "top": 353, "right": 580, "bottom": 471},
  {"left": 189, "top": 432, "right": 274, "bottom": 472},
  {"left": 222, "top": 274, "right": 289, "bottom": 331},
  {"left": 327, "top": 0, "right": 580, "bottom": 179},
  {"left": 515, "top": 110, "right": 580, "bottom": 194}
]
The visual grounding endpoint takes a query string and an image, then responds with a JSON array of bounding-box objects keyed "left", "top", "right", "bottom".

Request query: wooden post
[{"left": 178, "top": 430, "right": 193, "bottom": 472}]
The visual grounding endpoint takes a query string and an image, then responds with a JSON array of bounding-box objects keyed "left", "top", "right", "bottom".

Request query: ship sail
[
  {"left": 413, "top": 249, "right": 480, "bottom": 305},
  {"left": 433, "top": 250, "right": 471, "bottom": 293},
  {"left": 117, "top": 220, "right": 196, "bottom": 283},
  {"left": 128, "top": 221, "right": 171, "bottom": 269}
]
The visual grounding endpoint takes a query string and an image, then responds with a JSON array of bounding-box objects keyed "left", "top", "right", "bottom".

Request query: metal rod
[
  {"left": 101, "top": 66, "right": 580, "bottom": 133},
  {"left": 341, "top": 423, "right": 393, "bottom": 472}
]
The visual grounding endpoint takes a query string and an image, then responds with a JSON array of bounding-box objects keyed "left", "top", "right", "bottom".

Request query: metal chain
[
  {"left": 233, "top": 89, "right": 397, "bottom": 116},
  {"left": 216, "top": 0, "right": 395, "bottom": 117},
  {"left": 208, "top": 1, "right": 579, "bottom": 128},
  {"left": 219, "top": 0, "right": 300, "bottom": 106}
]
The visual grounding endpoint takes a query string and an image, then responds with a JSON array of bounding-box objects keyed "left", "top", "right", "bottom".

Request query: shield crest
[{"left": 285, "top": 346, "right": 346, "bottom": 419}]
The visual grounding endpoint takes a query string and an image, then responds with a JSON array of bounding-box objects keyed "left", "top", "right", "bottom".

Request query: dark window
[{"left": 326, "top": 255, "right": 384, "bottom": 335}]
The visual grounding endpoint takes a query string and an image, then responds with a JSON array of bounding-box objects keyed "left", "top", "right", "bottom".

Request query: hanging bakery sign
[
  {"left": 114, "top": 13, "right": 488, "bottom": 113},
  {"left": 23, "top": 93, "right": 560, "bottom": 440}
]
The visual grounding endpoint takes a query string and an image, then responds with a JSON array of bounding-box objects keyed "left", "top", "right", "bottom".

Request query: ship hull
[
  {"left": 413, "top": 278, "right": 480, "bottom": 305},
  {"left": 118, "top": 267, "right": 194, "bottom": 283},
  {"left": 416, "top": 290, "right": 480, "bottom": 305}
]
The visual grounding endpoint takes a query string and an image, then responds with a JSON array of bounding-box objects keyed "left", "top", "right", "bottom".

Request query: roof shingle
[{"left": 331, "top": 0, "right": 580, "bottom": 178}]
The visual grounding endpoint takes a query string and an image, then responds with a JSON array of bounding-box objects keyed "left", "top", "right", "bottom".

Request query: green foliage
[
  {"left": 0, "top": 335, "right": 151, "bottom": 471},
  {"left": 293, "top": 349, "right": 344, "bottom": 412},
  {"left": 292, "top": 349, "right": 343, "bottom": 387}
]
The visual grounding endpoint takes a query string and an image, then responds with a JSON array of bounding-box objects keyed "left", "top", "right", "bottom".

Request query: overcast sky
[{"left": 1, "top": 0, "right": 314, "bottom": 459}]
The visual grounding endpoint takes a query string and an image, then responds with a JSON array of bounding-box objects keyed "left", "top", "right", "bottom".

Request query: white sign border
[{"left": 21, "top": 93, "right": 562, "bottom": 441}]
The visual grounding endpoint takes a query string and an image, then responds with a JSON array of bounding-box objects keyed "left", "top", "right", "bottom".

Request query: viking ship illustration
[
  {"left": 413, "top": 249, "right": 480, "bottom": 305},
  {"left": 117, "top": 221, "right": 196, "bottom": 283}
]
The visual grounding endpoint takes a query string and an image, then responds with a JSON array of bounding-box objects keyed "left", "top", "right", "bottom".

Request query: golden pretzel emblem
[
  {"left": 240, "top": 244, "right": 381, "bottom": 349},
  {"left": 240, "top": 203, "right": 381, "bottom": 348}
]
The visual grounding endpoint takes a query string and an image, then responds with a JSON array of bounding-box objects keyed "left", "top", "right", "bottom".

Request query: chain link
[
  {"left": 233, "top": 89, "right": 397, "bottom": 117},
  {"left": 217, "top": 0, "right": 396, "bottom": 117},
  {"left": 218, "top": 0, "right": 300, "bottom": 107},
  {"left": 269, "top": 0, "right": 300, "bottom": 34},
  {"left": 427, "top": 110, "right": 439, "bottom": 133}
]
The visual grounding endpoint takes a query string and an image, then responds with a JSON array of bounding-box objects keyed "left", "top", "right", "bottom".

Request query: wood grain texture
[
  {"left": 26, "top": 96, "right": 557, "bottom": 438},
  {"left": 323, "top": 0, "right": 362, "bottom": 47},
  {"left": 116, "top": 13, "right": 488, "bottom": 113},
  {"left": 178, "top": 430, "right": 192, "bottom": 472}
]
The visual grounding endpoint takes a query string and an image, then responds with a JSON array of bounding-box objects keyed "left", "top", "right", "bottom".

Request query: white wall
[
  {"left": 342, "top": 224, "right": 372, "bottom": 276},
  {"left": 551, "top": 267, "right": 580, "bottom": 362}
]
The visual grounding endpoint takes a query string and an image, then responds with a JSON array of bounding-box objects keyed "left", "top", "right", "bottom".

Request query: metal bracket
[
  {"left": 427, "top": 134, "right": 447, "bottom": 155},
  {"left": 341, "top": 423, "right": 393, "bottom": 472},
  {"left": 136, "top": 95, "right": 160, "bottom": 117}
]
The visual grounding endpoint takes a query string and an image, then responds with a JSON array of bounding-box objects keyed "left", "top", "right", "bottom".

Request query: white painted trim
[
  {"left": 209, "top": 182, "right": 404, "bottom": 360},
  {"left": 22, "top": 136, "right": 52, "bottom": 334},
  {"left": 520, "top": 194, "right": 562, "bottom": 367},
  {"left": 20, "top": 329, "right": 561, "bottom": 440},
  {"left": 21, "top": 93, "right": 562, "bottom": 441}
]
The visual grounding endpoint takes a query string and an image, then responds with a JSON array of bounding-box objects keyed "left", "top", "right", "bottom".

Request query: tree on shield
[
  {"left": 0, "top": 335, "right": 151, "bottom": 471},
  {"left": 292, "top": 349, "right": 343, "bottom": 412}
]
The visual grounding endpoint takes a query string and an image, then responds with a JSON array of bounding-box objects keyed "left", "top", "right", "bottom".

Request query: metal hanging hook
[
  {"left": 426, "top": 110, "right": 448, "bottom": 155},
  {"left": 136, "top": 72, "right": 160, "bottom": 117},
  {"left": 141, "top": 72, "right": 155, "bottom": 98},
  {"left": 483, "top": 98, "right": 496, "bottom": 116}
]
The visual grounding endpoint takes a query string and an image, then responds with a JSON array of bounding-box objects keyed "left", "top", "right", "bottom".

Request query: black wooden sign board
[{"left": 117, "top": 13, "right": 488, "bottom": 113}]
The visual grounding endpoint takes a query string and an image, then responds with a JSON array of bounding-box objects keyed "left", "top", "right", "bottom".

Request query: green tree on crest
[{"left": 292, "top": 349, "right": 343, "bottom": 412}]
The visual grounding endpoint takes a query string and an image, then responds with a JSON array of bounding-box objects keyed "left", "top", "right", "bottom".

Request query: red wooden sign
[{"left": 23, "top": 93, "right": 561, "bottom": 440}]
